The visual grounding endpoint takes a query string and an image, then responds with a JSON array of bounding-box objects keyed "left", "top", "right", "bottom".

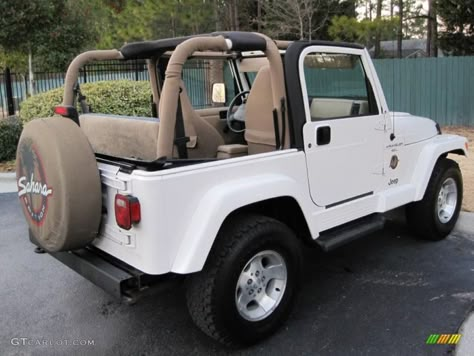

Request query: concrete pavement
[
  {"left": 452, "top": 213, "right": 474, "bottom": 356},
  {"left": 0, "top": 173, "right": 16, "bottom": 194},
  {"left": 456, "top": 310, "right": 474, "bottom": 356}
]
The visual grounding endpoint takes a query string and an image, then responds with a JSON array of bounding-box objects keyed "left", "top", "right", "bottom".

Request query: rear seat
[{"left": 80, "top": 114, "right": 160, "bottom": 160}]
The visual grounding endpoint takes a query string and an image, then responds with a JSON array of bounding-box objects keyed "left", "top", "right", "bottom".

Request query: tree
[
  {"left": 97, "top": 0, "right": 216, "bottom": 49},
  {"left": 402, "top": 0, "right": 426, "bottom": 38},
  {"left": 0, "top": 0, "right": 97, "bottom": 92},
  {"left": 397, "top": 0, "right": 403, "bottom": 57},
  {"left": 262, "top": 0, "right": 350, "bottom": 40},
  {"left": 329, "top": 15, "right": 398, "bottom": 50},
  {"left": 426, "top": 0, "right": 438, "bottom": 57},
  {"left": 374, "top": 0, "right": 383, "bottom": 57},
  {"left": 437, "top": 0, "right": 474, "bottom": 55},
  {"left": 0, "top": 0, "right": 56, "bottom": 93}
]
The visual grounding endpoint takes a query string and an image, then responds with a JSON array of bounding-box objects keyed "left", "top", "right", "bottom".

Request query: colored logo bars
[{"left": 426, "top": 334, "right": 462, "bottom": 345}]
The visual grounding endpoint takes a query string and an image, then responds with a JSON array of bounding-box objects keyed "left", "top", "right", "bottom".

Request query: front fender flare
[{"left": 412, "top": 134, "right": 467, "bottom": 201}]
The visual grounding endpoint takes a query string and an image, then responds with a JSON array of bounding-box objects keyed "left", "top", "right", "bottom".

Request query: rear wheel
[
  {"left": 186, "top": 214, "right": 302, "bottom": 346},
  {"left": 406, "top": 158, "right": 463, "bottom": 240}
]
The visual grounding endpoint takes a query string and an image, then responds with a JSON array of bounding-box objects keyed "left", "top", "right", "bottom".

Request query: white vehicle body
[{"left": 92, "top": 45, "right": 468, "bottom": 275}]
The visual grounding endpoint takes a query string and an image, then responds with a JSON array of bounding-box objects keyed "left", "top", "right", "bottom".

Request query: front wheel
[
  {"left": 186, "top": 214, "right": 302, "bottom": 346},
  {"left": 406, "top": 157, "right": 463, "bottom": 240}
]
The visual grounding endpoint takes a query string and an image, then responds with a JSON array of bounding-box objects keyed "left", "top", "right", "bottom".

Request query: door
[{"left": 300, "top": 47, "right": 386, "bottom": 207}]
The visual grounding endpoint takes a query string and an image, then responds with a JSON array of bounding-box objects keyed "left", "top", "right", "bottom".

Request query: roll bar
[{"left": 62, "top": 50, "right": 124, "bottom": 106}]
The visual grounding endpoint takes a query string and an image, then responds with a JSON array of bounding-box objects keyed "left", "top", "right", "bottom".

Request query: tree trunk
[
  {"left": 214, "top": 0, "right": 221, "bottom": 31},
  {"left": 233, "top": 0, "right": 239, "bottom": 31},
  {"left": 257, "top": 0, "right": 261, "bottom": 32},
  {"left": 397, "top": 0, "right": 403, "bottom": 58},
  {"left": 28, "top": 49, "right": 34, "bottom": 96},
  {"left": 228, "top": 3, "right": 233, "bottom": 30},
  {"left": 390, "top": 0, "right": 394, "bottom": 18},
  {"left": 308, "top": 10, "right": 312, "bottom": 41},
  {"left": 427, "top": 0, "right": 438, "bottom": 57},
  {"left": 374, "top": 0, "right": 383, "bottom": 58},
  {"left": 300, "top": 18, "right": 304, "bottom": 40}
]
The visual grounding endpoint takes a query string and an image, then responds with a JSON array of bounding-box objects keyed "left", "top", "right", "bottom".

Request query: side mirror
[{"left": 212, "top": 83, "right": 226, "bottom": 104}]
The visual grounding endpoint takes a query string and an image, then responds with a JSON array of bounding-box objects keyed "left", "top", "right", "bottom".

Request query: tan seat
[
  {"left": 244, "top": 65, "right": 277, "bottom": 154},
  {"left": 178, "top": 81, "right": 224, "bottom": 159},
  {"left": 80, "top": 114, "right": 160, "bottom": 160},
  {"left": 216, "top": 144, "right": 248, "bottom": 159},
  {"left": 79, "top": 81, "right": 224, "bottom": 160}
]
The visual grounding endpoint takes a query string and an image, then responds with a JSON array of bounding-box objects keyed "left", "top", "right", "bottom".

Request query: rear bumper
[{"left": 29, "top": 231, "right": 179, "bottom": 303}]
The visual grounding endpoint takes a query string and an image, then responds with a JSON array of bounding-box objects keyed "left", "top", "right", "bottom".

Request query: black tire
[
  {"left": 186, "top": 214, "right": 302, "bottom": 347},
  {"left": 406, "top": 157, "right": 463, "bottom": 240}
]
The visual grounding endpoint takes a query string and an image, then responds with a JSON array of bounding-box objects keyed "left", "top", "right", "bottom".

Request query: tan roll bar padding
[
  {"left": 275, "top": 40, "right": 292, "bottom": 49},
  {"left": 62, "top": 50, "right": 124, "bottom": 106},
  {"left": 147, "top": 58, "right": 161, "bottom": 111},
  {"left": 254, "top": 33, "right": 289, "bottom": 149},
  {"left": 158, "top": 36, "right": 229, "bottom": 158}
]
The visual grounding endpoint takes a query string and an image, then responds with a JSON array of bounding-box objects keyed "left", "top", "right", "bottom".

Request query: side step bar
[{"left": 316, "top": 214, "right": 386, "bottom": 252}]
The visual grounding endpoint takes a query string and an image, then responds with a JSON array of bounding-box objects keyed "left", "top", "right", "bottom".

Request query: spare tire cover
[{"left": 16, "top": 117, "right": 102, "bottom": 252}]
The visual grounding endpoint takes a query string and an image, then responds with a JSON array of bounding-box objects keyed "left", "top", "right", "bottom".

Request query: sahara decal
[{"left": 16, "top": 140, "right": 53, "bottom": 225}]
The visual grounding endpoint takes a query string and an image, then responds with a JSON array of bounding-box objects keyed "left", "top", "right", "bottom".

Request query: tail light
[
  {"left": 115, "top": 194, "right": 141, "bottom": 230},
  {"left": 54, "top": 105, "right": 80, "bottom": 125}
]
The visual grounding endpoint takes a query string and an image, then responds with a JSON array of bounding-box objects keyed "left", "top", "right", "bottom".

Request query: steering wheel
[{"left": 226, "top": 91, "right": 250, "bottom": 133}]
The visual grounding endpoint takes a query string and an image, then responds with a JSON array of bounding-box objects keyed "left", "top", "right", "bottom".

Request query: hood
[{"left": 391, "top": 112, "right": 439, "bottom": 145}]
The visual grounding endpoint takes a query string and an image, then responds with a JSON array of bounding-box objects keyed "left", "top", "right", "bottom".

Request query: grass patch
[{"left": 0, "top": 160, "right": 15, "bottom": 173}]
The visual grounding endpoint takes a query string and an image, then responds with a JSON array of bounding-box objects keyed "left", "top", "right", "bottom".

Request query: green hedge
[
  {"left": 20, "top": 80, "right": 153, "bottom": 124},
  {"left": 0, "top": 116, "right": 23, "bottom": 161}
]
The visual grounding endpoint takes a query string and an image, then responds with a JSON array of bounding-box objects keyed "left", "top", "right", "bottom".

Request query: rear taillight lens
[{"left": 115, "top": 194, "right": 141, "bottom": 230}]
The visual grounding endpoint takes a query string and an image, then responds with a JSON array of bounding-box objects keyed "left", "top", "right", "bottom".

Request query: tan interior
[
  {"left": 197, "top": 108, "right": 244, "bottom": 145},
  {"left": 158, "top": 36, "right": 230, "bottom": 159},
  {"left": 310, "top": 98, "right": 369, "bottom": 120},
  {"left": 80, "top": 82, "right": 225, "bottom": 160},
  {"left": 80, "top": 114, "right": 160, "bottom": 160},
  {"left": 216, "top": 144, "right": 248, "bottom": 159},
  {"left": 179, "top": 81, "right": 225, "bottom": 158},
  {"left": 244, "top": 65, "right": 277, "bottom": 154},
  {"left": 239, "top": 57, "right": 270, "bottom": 73},
  {"left": 66, "top": 34, "right": 290, "bottom": 161}
]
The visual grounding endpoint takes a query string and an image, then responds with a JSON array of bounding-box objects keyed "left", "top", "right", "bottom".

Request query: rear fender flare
[{"left": 170, "top": 174, "right": 312, "bottom": 273}]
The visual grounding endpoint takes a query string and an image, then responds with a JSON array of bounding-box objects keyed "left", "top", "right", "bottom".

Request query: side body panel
[
  {"left": 93, "top": 131, "right": 466, "bottom": 276},
  {"left": 93, "top": 151, "right": 319, "bottom": 274}
]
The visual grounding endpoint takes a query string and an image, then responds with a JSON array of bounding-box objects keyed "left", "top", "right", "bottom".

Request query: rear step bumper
[{"left": 29, "top": 231, "right": 179, "bottom": 303}]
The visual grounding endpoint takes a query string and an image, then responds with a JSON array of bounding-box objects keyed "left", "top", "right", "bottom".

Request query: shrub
[
  {"left": 0, "top": 116, "right": 23, "bottom": 161},
  {"left": 20, "top": 80, "right": 153, "bottom": 124}
]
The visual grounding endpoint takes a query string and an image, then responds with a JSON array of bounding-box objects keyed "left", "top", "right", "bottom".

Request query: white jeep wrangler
[{"left": 16, "top": 32, "right": 468, "bottom": 346}]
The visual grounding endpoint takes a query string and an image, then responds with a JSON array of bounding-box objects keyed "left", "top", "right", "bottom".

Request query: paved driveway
[{"left": 0, "top": 192, "right": 473, "bottom": 355}]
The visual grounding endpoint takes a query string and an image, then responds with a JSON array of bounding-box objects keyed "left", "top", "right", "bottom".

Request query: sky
[{"left": 357, "top": 0, "right": 428, "bottom": 19}]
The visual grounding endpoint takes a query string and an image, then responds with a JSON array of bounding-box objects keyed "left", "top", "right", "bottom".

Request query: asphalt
[{"left": 0, "top": 192, "right": 473, "bottom": 356}]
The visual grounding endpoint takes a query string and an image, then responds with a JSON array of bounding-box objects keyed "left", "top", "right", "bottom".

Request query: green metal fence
[{"left": 373, "top": 56, "right": 474, "bottom": 127}]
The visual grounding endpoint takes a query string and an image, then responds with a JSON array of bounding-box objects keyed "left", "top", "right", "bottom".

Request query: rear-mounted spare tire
[{"left": 16, "top": 117, "right": 102, "bottom": 252}]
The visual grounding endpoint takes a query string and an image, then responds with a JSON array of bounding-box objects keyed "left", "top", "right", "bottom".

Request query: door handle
[{"left": 316, "top": 126, "right": 331, "bottom": 145}]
